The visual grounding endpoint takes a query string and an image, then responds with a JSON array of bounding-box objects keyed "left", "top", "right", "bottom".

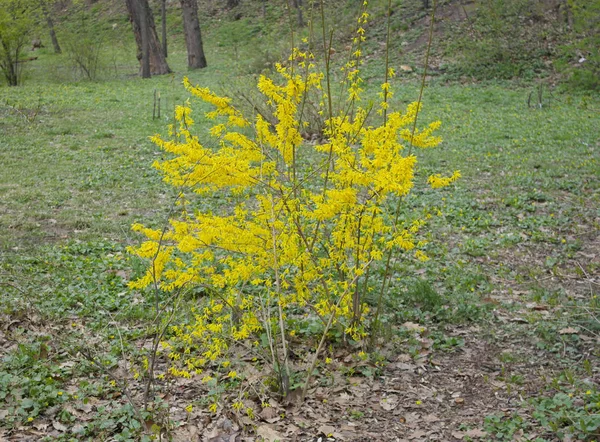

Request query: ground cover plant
[{"left": 1, "top": 0, "right": 600, "bottom": 440}]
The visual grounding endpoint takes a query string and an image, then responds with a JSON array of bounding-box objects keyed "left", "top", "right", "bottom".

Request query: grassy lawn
[{"left": 1, "top": 27, "right": 599, "bottom": 440}]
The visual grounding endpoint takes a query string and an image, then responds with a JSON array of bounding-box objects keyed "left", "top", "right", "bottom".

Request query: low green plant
[
  {"left": 533, "top": 389, "right": 600, "bottom": 439},
  {"left": 0, "top": 341, "right": 69, "bottom": 425}
]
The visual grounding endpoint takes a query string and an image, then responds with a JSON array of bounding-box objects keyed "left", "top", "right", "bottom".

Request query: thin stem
[
  {"left": 301, "top": 259, "right": 373, "bottom": 402},
  {"left": 269, "top": 194, "right": 291, "bottom": 397},
  {"left": 408, "top": 0, "right": 437, "bottom": 156},
  {"left": 372, "top": 0, "right": 438, "bottom": 344},
  {"left": 383, "top": 0, "right": 393, "bottom": 125}
]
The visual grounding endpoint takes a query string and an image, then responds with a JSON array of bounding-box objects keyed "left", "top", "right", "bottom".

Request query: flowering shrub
[{"left": 128, "top": 5, "right": 459, "bottom": 406}]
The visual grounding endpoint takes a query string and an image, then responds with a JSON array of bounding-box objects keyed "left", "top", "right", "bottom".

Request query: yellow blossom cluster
[{"left": 128, "top": 42, "right": 458, "bottom": 393}]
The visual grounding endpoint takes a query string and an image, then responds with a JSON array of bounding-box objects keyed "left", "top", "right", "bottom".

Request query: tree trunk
[
  {"left": 180, "top": 0, "right": 207, "bottom": 69},
  {"left": 161, "top": 0, "right": 167, "bottom": 58},
  {"left": 125, "top": 0, "right": 171, "bottom": 76},
  {"left": 1, "top": 40, "right": 18, "bottom": 86},
  {"left": 139, "top": 0, "right": 151, "bottom": 78},
  {"left": 562, "top": 0, "right": 573, "bottom": 28},
  {"left": 292, "top": 0, "right": 304, "bottom": 27},
  {"left": 40, "top": 2, "right": 61, "bottom": 54}
]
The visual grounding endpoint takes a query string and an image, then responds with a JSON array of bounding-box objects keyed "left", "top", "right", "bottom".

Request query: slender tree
[
  {"left": 0, "top": 0, "right": 32, "bottom": 86},
  {"left": 180, "top": 0, "right": 207, "bottom": 69},
  {"left": 39, "top": 0, "right": 61, "bottom": 53},
  {"left": 292, "top": 0, "right": 304, "bottom": 27},
  {"left": 125, "top": 0, "right": 170, "bottom": 76}
]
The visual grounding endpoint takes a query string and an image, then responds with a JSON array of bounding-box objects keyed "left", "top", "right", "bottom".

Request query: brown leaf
[
  {"left": 403, "top": 322, "right": 425, "bottom": 333},
  {"left": 465, "top": 428, "right": 487, "bottom": 438},
  {"left": 408, "top": 430, "right": 427, "bottom": 439},
  {"left": 423, "top": 414, "right": 440, "bottom": 423},
  {"left": 394, "top": 362, "right": 416, "bottom": 371},
  {"left": 396, "top": 354, "right": 412, "bottom": 362},
  {"left": 318, "top": 424, "right": 336, "bottom": 437},
  {"left": 451, "top": 431, "right": 465, "bottom": 439},
  {"left": 259, "top": 406, "right": 278, "bottom": 422},
  {"left": 256, "top": 425, "right": 284, "bottom": 442},
  {"left": 52, "top": 421, "right": 68, "bottom": 432},
  {"left": 559, "top": 327, "right": 579, "bottom": 335},
  {"left": 380, "top": 394, "right": 399, "bottom": 411}
]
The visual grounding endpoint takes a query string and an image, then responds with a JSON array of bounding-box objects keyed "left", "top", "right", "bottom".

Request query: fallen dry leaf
[
  {"left": 403, "top": 322, "right": 425, "bottom": 333},
  {"left": 559, "top": 327, "right": 579, "bottom": 335},
  {"left": 256, "top": 424, "right": 284, "bottom": 441},
  {"left": 318, "top": 424, "right": 336, "bottom": 436},
  {"left": 52, "top": 421, "right": 68, "bottom": 432},
  {"left": 380, "top": 394, "right": 399, "bottom": 411},
  {"left": 465, "top": 428, "right": 487, "bottom": 438},
  {"left": 259, "top": 406, "right": 278, "bottom": 421},
  {"left": 408, "top": 429, "right": 427, "bottom": 439}
]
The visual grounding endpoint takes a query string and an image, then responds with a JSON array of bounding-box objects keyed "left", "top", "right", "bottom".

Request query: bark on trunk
[
  {"left": 125, "top": 0, "right": 171, "bottom": 76},
  {"left": 292, "top": 0, "right": 304, "bottom": 27},
  {"left": 139, "top": 0, "right": 151, "bottom": 78},
  {"left": 180, "top": 0, "right": 207, "bottom": 69},
  {"left": 41, "top": 2, "right": 61, "bottom": 54},
  {"left": 562, "top": 0, "right": 573, "bottom": 28},
  {"left": 161, "top": 0, "right": 167, "bottom": 58}
]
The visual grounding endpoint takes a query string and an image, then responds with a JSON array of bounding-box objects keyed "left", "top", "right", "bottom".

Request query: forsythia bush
[{"left": 128, "top": 20, "right": 459, "bottom": 404}]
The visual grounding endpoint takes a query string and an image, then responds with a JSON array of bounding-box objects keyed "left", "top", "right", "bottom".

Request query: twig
[
  {"left": 301, "top": 259, "right": 373, "bottom": 402},
  {"left": 0, "top": 281, "right": 26, "bottom": 294},
  {"left": 79, "top": 348, "right": 146, "bottom": 425}
]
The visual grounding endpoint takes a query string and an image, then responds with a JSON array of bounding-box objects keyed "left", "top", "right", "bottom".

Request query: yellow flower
[
  {"left": 209, "top": 402, "right": 218, "bottom": 413},
  {"left": 185, "top": 404, "right": 193, "bottom": 413},
  {"left": 227, "top": 371, "right": 237, "bottom": 379},
  {"left": 415, "top": 250, "right": 430, "bottom": 262}
]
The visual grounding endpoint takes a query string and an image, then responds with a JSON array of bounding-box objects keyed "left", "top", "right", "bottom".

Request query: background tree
[
  {"left": 180, "top": 0, "right": 207, "bottom": 69},
  {"left": 161, "top": 0, "right": 167, "bottom": 58},
  {"left": 292, "top": 0, "right": 304, "bottom": 27},
  {"left": 0, "top": 0, "right": 33, "bottom": 86},
  {"left": 125, "top": 0, "right": 170, "bottom": 76},
  {"left": 39, "top": 0, "right": 61, "bottom": 54}
]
